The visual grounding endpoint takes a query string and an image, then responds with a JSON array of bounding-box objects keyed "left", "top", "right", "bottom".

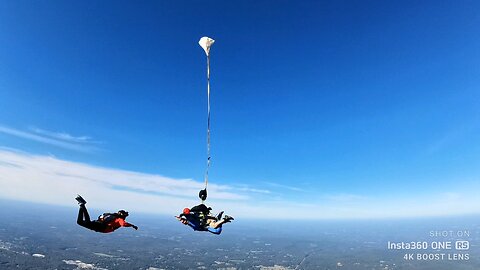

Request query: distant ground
[{"left": 0, "top": 199, "right": 478, "bottom": 270}]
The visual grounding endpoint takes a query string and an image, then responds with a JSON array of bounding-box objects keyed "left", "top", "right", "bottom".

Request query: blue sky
[{"left": 1, "top": 1, "right": 479, "bottom": 218}]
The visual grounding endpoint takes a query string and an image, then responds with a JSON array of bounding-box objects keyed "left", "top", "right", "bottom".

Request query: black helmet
[{"left": 118, "top": 210, "right": 129, "bottom": 217}]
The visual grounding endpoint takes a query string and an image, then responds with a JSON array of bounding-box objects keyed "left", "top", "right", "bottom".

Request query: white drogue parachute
[{"left": 199, "top": 36, "right": 215, "bottom": 56}]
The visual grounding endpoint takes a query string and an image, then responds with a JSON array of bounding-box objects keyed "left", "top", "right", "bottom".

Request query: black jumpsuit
[{"left": 77, "top": 205, "right": 107, "bottom": 232}]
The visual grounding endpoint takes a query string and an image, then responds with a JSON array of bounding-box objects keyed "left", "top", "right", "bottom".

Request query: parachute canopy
[{"left": 199, "top": 37, "right": 215, "bottom": 56}]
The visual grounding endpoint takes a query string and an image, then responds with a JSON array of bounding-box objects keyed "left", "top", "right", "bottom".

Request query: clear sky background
[{"left": 1, "top": 0, "right": 479, "bottom": 219}]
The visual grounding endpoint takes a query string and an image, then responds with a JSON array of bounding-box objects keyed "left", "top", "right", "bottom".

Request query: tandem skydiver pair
[{"left": 175, "top": 204, "right": 234, "bottom": 235}]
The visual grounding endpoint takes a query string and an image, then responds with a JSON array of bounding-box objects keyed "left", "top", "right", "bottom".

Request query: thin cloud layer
[
  {"left": 0, "top": 125, "right": 99, "bottom": 153},
  {"left": 263, "top": 181, "right": 306, "bottom": 192},
  {"left": 30, "top": 127, "right": 98, "bottom": 144},
  {"left": 0, "top": 148, "right": 244, "bottom": 202},
  {"left": 0, "top": 149, "right": 479, "bottom": 219}
]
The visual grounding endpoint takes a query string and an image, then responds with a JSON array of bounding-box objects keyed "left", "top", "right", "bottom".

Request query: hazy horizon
[
  {"left": 2, "top": 148, "right": 479, "bottom": 220},
  {"left": 1, "top": 199, "right": 478, "bottom": 270}
]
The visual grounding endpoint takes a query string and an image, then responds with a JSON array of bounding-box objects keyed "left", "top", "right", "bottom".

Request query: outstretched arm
[
  {"left": 118, "top": 219, "right": 138, "bottom": 230},
  {"left": 176, "top": 216, "right": 198, "bottom": 230},
  {"left": 125, "top": 222, "right": 138, "bottom": 230},
  {"left": 128, "top": 223, "right": 139, "bottom": 230}
]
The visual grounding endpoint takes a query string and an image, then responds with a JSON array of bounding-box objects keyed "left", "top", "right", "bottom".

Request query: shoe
[
  {"left": 216, "top": 211, "right": 224, "bottom": 220},
  {"left": 223, "top": 215, "right": 234, "bottom": 223},
  {"left": 75, "top": 195, "right": 87, "bottom": 205}
]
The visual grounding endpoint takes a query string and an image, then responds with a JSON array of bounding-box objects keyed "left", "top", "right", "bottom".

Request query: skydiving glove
[{"left": 132, "top": 225, "right": 138, "bottom": 230}]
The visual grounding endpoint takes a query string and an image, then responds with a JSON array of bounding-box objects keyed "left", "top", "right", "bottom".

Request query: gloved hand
[{"left": 132, "top": 225, "right": 138, "bottom": 230}]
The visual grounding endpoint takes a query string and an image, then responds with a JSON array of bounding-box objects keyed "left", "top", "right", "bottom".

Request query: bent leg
[
  {"left": 77, "top": 205, "right": 95, "bottom": 230},
  {"left": 82, "top": 205, "right": 91, "bottom": 221},
  {"left": 207, "top": 226, "right": 222, "bottom": 235},
  {"left": 77, "top": 206, "right": 88, "bottom": 226},
  {"left": 209, "top": 218, "right": 228, "bottom": 229}
]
